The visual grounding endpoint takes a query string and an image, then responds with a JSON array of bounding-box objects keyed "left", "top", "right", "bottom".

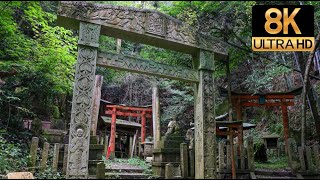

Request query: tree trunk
[
  {"left": 301, "top": 32, "right": 320, "bottom": 146},
  {"left": 226, "top": 57, "right": 236, "bottom": 179}
]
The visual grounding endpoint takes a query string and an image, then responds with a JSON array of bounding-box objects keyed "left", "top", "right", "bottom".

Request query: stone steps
[
  {"left": 253, "top": 169, "right": 299, "bottom": 179},
  {"left": 255, "top": 169, "right": 294, "bottom": 176},
  {"left": 105, "top": 172, "right": 151, "bottom": 179},
  {"left": 105, "top": 167, "right": 145, "bottom": 173},
  {"left": 255, "top": 175, "right": 297, "bottom": 179},
  {"left": 105, "top": 162, "right": 153, "bottom": 179}
]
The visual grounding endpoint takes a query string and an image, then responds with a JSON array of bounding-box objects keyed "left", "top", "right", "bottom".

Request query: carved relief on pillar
[
  {"left": 194, "top": 88, "right": 204, "bottom": 178},
  {"left": 194, "top": 50, "right": 216, "bottom": 179},
  {"left": 167, "top": 19, "right": 196, "bottom": 45},
  {"left": 68, "top": 46, "right": 97, "bottom": 178},
  {"left": 78, "top": 22, "right": 101, "bottom": 47},
  {"left": 202, "top": 70, "right": 216, "bottom": 179},
  {"left": 67, "top": 22, "right": 100, "bottom": 179},
  {"left": 199, "top": 50, "right": 214, "bottom": 71},
  {"left": 146, "top": 12, "right": 166, "bottom": 36}
]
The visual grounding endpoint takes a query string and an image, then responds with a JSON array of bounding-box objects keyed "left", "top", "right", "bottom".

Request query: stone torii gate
[{"left": 57, "top": 1, "right": 227, "bottom": 179}]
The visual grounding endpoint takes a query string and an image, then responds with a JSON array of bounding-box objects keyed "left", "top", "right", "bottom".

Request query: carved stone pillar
[
  {"left": 66, "top": 22, "right": 101, "bottom": 179},
  {"left": 194, "top": 50, "right": 216, "bottom": 179}
]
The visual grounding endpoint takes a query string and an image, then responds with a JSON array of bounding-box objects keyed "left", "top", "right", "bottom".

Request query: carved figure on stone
[
  {"left": 131, "top": 11, "right": 144, "bottom": 32},
  {"left": 69, "top": 128, "right": 88, "bottom": 176},
  {"left": 167, "top": 20, "right": 196, "bottom": 44},
  {"left": 165, "top": 115, "right": 180, "bottom": 136},
  {"left": 91, "top": 9, "right": 132, "bottom": 30},
  {"left": 146, "top": 12, "right": 165, "bottom": 36}
]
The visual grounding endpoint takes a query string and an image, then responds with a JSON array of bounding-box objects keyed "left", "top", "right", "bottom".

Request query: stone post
[
  {"left": 152, "top": 86, "right": 161, "bottom": 149},
  {"left": 29, "top": 137, "right": 39, "bottom": 173},
  {"left": 66, "top": 21, "right": 101, "bottom": 179},
  {"left": 129, "top": 136, "right": 133, "bottom": 158},
  {"left": 218, "top": 142, "right": 225, "bottom": 170},
  {"left": 40, "top": 142, "right": 50, "bottom": 172},
  {"left": 247, "top": 136, "right": 254, "bottom": 171},
  {"left": 63, "top": 144, "right": 68, "bottom": 175},
  {"left": 52, "top": 143, "right": 60, "bottom": 173},
  {"left": 194, "top": 50, "right": 216, "bottom": 178},
  {"left": 189, "top": 148, "right": 195, "bottom": 178},
  {"left": 180, "top": 143, "right": 188, "bottom": 178},
  {"left": 165, "top": 163, "right": 174, "bottom": 179},
  {"left": 91, "top": 75, "right": 103, "bottom": 136},
  {"left": 96, "top": 162, "right": 105, "bottom": 179}
]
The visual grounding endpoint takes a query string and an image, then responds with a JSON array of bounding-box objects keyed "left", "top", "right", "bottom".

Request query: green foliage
[
  {"left": 127, "top": 158, "right": 151, "bottom": 172},
  {"left": 255, "top": 156, "right": 288, "bottom": 169},
  {"left": 0, "top": 1, "right": 77, "bottom": 127},
  {"left": 52, "top": 106, "right": 60, "bottom": 119},
  {"left": 244, "top": 62, "right": 291, "bottom": 92},
  {"left": 0, "top": 130, "right": 30, "bottom": 175},
  {"left": 35, "top": 167, "right": 64, "bottom": 179}
]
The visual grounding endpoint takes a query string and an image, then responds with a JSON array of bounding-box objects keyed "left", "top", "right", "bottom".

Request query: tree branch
[{"left": 301, "top": 32, "right": 320, "bottom": 146}]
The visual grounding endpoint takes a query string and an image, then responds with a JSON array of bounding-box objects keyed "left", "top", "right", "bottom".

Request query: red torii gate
[
  {"left": 104, "top": 103, "right": 152, "bottom": 159},
  {"left": 225, "top": 87, "right": 302, "bottom": 152}
]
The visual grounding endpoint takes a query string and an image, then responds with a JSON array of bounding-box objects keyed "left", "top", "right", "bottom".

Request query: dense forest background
[{"left": 0, "top": 1, "right": 320, "bottom": 175}]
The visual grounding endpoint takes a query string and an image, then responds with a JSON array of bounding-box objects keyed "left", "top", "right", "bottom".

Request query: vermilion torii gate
[
  {"left": 104, "top": 104, "right": 153, "bottom": 159},
  {"left": 57, "top": 1, "right": 227, "bottom": 179}
]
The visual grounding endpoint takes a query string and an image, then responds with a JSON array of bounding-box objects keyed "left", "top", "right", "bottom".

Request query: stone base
[
  {"left": 88, "top": 160, "right": 104, "bottom": 175},
  {"left": 58, "top": 144, "right": 104, "bottom": 175},
  {"left": 152, "top": 135, "right": 185, "bottom": 177}
]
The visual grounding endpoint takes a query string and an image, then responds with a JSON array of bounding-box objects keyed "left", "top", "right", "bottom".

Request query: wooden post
[
  {"left": 100, "top": 135, "right": 104, "bottom": 145},
  {"left": 236, "top": 98, "right": 242, "bottom": 121},
  {"left": 234, "top": 143, "right": 238, "bottom": 170},
  {"left": 219, "top": 142, "right": 225, "bottom": 170},
  {"left": 180, "top": 143, "right": 188, "bottom": 178},
  {"left": 40, "top": 142, "right": 50, "bottom": 172},
  {"left": 141, "top": 111, "right": 146, "bottom": 143},
  {"left": 129, "top": 136, "right": 133, "bottom": 158},
  {"left": 131, "top": 130, "right": 138, "bottom": 157},
  {"left": 238, "top": 125, "right": 244, "bottom": 148},
  {"left": 52, "top": 143, "right": 60, "bottom": 173},
  {"left": 29, "top": 137, "right": 39, "bottom": 173},
  {"left": 281, "top": 102, "right": 289, "bottom": 153},
  {"left": 104, "top": 135, "right": 109, "bottom": 157},
  {"left": 138, "top": 139, "right": 141, "bottom": 157},
  {"left": 305, "top": 146, "right": 314, "bottom": 171},
  {"left": 152, "top": 86, "right": 161, "bottom": 149},
  {"left": 96, "top": 162, "right": 105, "bottom": 179},
  {"left": 91, "top": 75, "right": 103, "bottom": 136},
  {"left": 109, "top": 107, "right": 117, "bottom": 159},
  {"left": 165, "top": 163, "right": 175, "bottom": 179},
  {"left": 298, "top": 146, "right": 306, "bottom": 171},
  {"left": 227, "top": 144, "right": 231, "bottom": 170},
  {"left": 189, "top": 149, "right": 195, "bottom": 177},
  {"left": 63, "top": 144, "right": 68, "bottom": 175},
  {"left": 313, "top": 144, "right": 320, "bottom": 168},
  {"left": 240, "top": 145, "right": 245, "bottom": 170},
  {"left": 116, "top": 39, "right": 122, "bottom": 54},
  {"left": 287, "top": 138, "right": 298, "bottom": 170},
  {"left": 247, "top": 136, "right": 254, "bottom": 171}
]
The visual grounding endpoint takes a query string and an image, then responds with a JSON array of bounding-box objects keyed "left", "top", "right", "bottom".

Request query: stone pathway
[
  {"left": 251, "top": 168, "right": 302, "bottom": 179},
  {"left": 105, "top": 160, "right": 156, "bottom": 179}
]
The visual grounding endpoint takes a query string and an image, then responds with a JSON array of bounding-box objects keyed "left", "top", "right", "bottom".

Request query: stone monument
[{"left": 152, "top": 116, "right": 185, "bottom": 178}]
